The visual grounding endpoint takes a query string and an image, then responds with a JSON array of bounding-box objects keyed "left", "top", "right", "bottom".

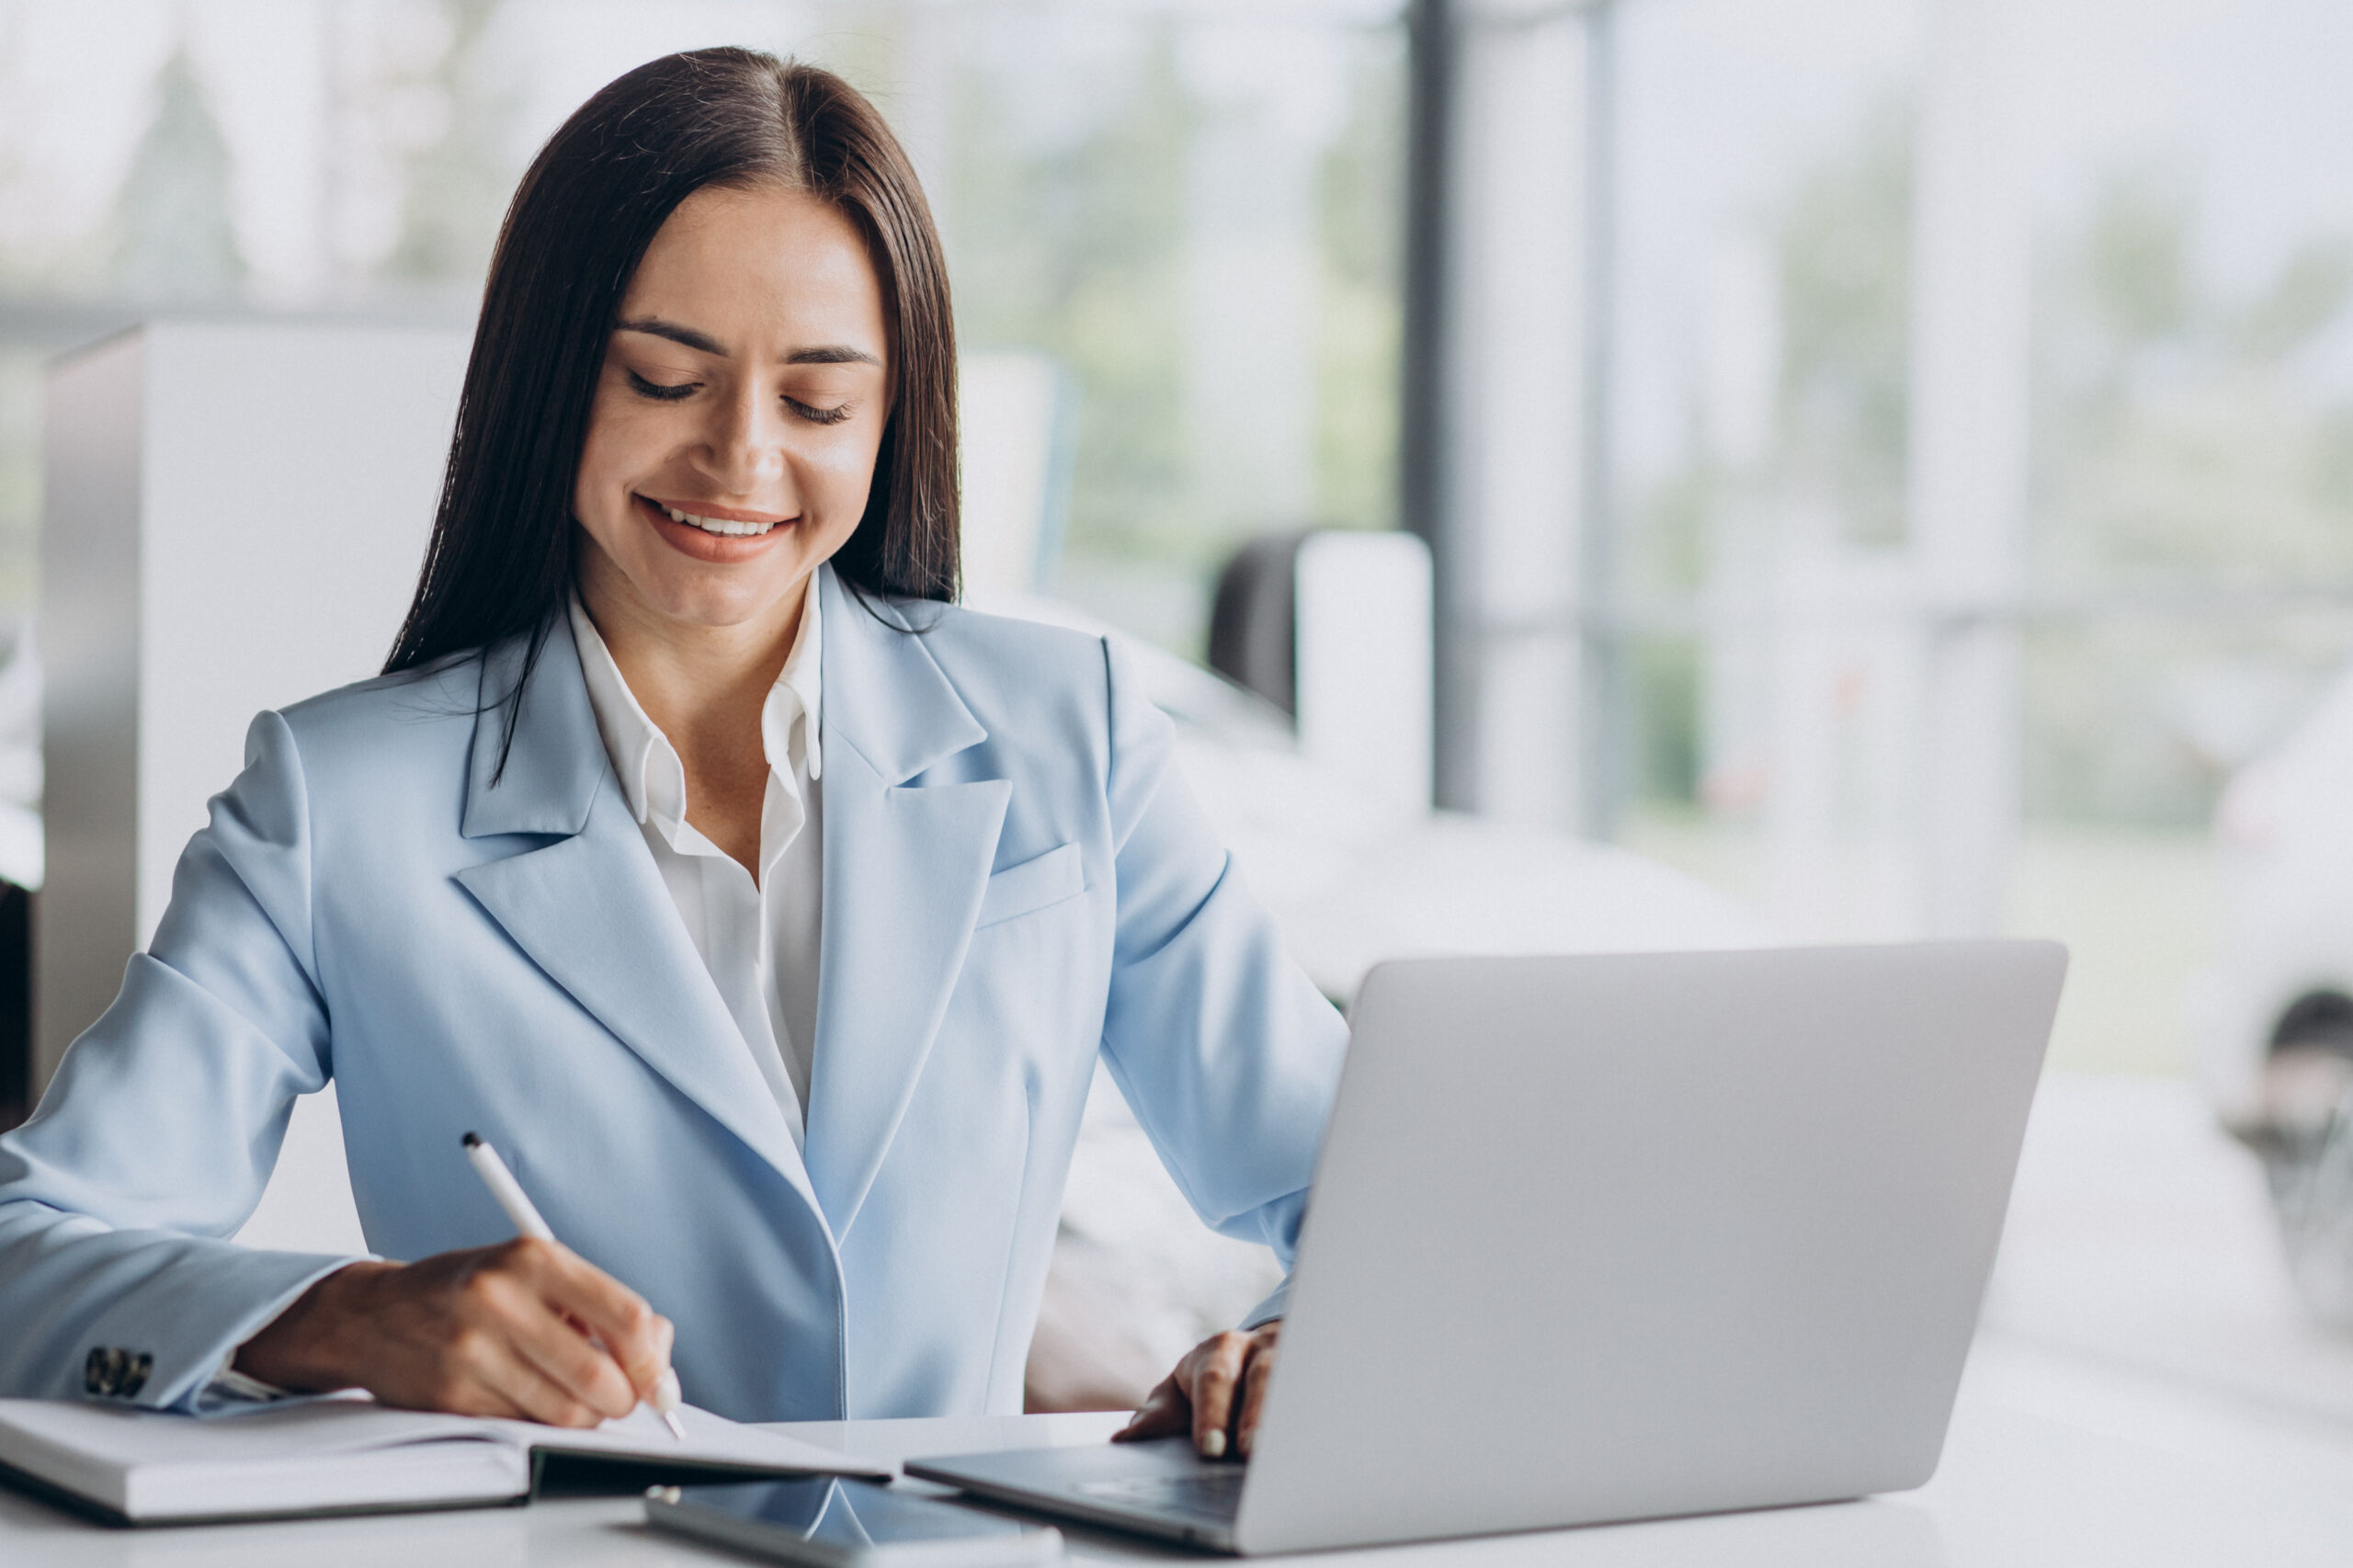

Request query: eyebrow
[
  {"left": 616, "top": 317, "right": 881, "bottom": 367},
  {"left": 617, "top": 317, "right": 724, "bottom": 355},
  {"left": 786, "top": 344, "right": 883, "bottom": 366}
]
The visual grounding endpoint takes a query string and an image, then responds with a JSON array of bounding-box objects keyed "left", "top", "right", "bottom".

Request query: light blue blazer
[{"left": 0, "top": 566, "right": 1348, "bottom": 1421}]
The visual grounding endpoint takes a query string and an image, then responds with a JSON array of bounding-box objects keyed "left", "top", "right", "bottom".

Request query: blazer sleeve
[
  {"left": 1091, "top": 636, "right": 1349, "bottom": 1326},
  {"left": 0, "top": 710, "right": 365, "bottom": 1408}
]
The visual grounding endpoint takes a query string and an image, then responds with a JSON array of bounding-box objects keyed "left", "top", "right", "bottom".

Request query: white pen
[{"left": 461, "top": 1131, "right": 688, "bottom": 1441}]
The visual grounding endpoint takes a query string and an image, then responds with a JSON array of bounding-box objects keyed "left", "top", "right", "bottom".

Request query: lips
[
  {"left": 630, "top": 493, "right": 798, "bottom": 563},
  {"left": 642, "top": 496, "right": 779, "bottom": 538}
]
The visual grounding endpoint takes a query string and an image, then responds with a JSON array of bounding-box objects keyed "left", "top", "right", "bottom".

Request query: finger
[
  {"left": 651, "top": 1314, "right": 681, "bottom": 1409},
  {"left": 1236, "top": 1338, "right": 1279, "bottom": 1457},
  {"left": 454, "top": 1324, "right": 605, "bottom": 1428},
  {"left": 1188, "top": 1334, "right": 1250, "bottom": 1460},
  {"left": 1114, "top": 1376, "right": 1188, "bottom": 1441},
  {"left": 508, "top": 1239, "right": 669, "bottom": 1404},
  {"left": 461, "top": 1246, "right": 638, "bottom": 1419},
  {"left": 508, "top": 1295, "right": 641, "bottom": 1421}
]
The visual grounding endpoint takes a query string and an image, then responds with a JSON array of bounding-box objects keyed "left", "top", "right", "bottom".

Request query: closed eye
[
  {"left": 626, "top": 368, "right": 697, "bottom": 403},
  {"left": 788, "top": 398, "right": 854, "bottom": 426}
]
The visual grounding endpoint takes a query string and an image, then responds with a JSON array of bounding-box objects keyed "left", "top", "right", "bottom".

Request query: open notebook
[{"left": 0, "top": 1396, "right": 892, "bottom": 1527}]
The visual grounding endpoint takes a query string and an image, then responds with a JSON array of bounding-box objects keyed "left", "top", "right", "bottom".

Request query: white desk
[{"left": 6, "top": 1392, "right": 2351, "bottom": 1568}]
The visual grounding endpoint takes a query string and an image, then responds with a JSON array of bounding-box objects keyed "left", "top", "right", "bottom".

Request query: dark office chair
[
  {"left": 1207, "top": 531, "right": 1309, "bottom": 720},
  {"left": 0, "top": 881, "right": 26, "bottom": 1130}
]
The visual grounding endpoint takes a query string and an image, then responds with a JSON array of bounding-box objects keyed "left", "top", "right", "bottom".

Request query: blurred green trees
[
  {"left": 1772, "top": 97, "right": 1912, "bottom": 551},
  {"left": 111, "top": 47, "right": 245, "bottom": 300},
  {"left": 941, "top": 20, "right": 1404, "bottom": 644},
  {"left": 1627, "top": 93, "right": 2353, "bottom": 828},
  {"left": 2029, "top": 172, "right": 2353, "bottom": 823},
  {"left": 944, "top": 30, "right": 1194, "bottom": 570},
  {"left": 1313, "top": 37, "right": 1405, "bottom": 540},
  {"left": 381, "top": 0, "right": 513, "bottom": 287}
]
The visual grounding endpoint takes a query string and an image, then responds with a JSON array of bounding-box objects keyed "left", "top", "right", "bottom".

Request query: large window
[
  {"left": 0, "top": 0, "right": 1406, "bottom": 660},
  {"left": 10, "top": 0, "right": 2353, "bottom": 1082},
  {"left": 1608, "top": 0, "right": 2353, "bottom": 1079}
]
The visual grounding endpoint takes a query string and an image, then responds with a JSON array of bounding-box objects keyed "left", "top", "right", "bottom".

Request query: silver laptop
[{"left": 909, "top": 941, "right": 2066, "bottom": 1554}]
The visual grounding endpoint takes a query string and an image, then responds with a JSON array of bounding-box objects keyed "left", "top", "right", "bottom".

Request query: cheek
[
  {"left": 800, "top": 426, "right": 892, "bottom": 531},
  {"left": 573, "top": 395, "right": 685, "bottom": 535},
  {"left": 572, "top": 393, "right": 639, "bottom": 510}
]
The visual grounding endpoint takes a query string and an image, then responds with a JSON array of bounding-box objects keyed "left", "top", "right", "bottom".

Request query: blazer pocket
[{"left": 975, "top": 843, "right": 1086, "bottom": 928}]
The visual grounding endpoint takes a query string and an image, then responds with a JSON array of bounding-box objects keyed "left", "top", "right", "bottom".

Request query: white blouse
[{"left": 566, "top": 584, "right": 824, "bottom": 1144}]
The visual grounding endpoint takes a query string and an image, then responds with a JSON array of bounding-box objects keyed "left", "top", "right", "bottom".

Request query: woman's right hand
[{"left": 232, "top": 1238, "right": 676, "bottom": 1427}]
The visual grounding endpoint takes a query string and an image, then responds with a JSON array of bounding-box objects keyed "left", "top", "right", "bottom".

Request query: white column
[
  {"left": 1445, "top": 0, "right": 1590, "bottom": 830},
  {"left": 1905, "top": 0, "right": 2032, "bottom": 937}
]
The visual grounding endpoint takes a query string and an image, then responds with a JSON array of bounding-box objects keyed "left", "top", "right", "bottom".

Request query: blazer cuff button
[{"left": 83, "top": 1347, "right": 149, "bottom": 1399}]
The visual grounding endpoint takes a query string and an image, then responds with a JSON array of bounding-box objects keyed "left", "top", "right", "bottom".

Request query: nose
[{"left": 691, "top": 381, "right": 790, "bottom": 499}]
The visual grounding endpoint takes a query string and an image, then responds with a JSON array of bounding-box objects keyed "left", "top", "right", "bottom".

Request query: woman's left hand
[{"left": 1112, "top": 1322, "right": 1279, "bottom": 1460}]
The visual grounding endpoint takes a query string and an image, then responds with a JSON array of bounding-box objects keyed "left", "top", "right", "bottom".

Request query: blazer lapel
[
  {"left": 805, "top": 569, "right": 1007, "bottom": 1236},
  {"left": 452, "top": 618, "right": 823, "bottom": 1221}
]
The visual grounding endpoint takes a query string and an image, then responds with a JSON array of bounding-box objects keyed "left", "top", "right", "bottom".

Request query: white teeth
[{"left": 654, "top": 501, "right": 775, "bottom": 538}]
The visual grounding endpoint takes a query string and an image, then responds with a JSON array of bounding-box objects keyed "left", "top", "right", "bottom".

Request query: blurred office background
[{"left": 6, "top": 0, "right": 2353, "bottom": 1458}]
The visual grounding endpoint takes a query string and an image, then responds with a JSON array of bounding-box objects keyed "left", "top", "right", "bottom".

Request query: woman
[{"left": 0, "top": 50, "right": 1343, "bottom": 1460}]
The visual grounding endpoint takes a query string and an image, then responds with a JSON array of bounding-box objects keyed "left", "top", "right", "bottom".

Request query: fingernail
[{"left": 1201, "top": 1428, "right": 1227, "bottom": 1460}]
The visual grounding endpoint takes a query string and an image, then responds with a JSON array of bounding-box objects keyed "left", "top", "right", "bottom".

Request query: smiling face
[{"left": 571, "top": 181, "right": 892, "bottom": 637}]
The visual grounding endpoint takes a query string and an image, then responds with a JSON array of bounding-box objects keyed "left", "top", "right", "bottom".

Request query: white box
[{"left": 38, "top": 320, "right": 469, "bottom": 1089}]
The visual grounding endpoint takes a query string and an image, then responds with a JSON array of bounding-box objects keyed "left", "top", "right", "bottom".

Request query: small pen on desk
[{"left": 461, "top": 1131, "right": 688, "bottom": 1441}]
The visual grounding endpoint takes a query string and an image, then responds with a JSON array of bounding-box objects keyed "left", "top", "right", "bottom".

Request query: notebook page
[{"left": 483, "top": 1403, "right": 893, "bottom": 1479}]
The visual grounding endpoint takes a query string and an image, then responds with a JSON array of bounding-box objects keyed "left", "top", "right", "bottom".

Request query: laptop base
[{"left": 906, "top": 1437, "right": 1241, "bottom": 1552}]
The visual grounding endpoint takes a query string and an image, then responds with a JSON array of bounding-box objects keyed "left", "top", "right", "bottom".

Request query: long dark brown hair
[{"left": 384, "top": 49, "right": 959, "bottom": 699}]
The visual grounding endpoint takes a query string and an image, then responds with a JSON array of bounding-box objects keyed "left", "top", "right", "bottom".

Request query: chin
[{"left": 645, "top": 574, "right": 807, "bottom": 628}]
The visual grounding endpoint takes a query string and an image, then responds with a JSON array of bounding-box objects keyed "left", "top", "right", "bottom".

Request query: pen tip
[{"left": 460, "top": 1131, "right": 481, "bottom": 1149}]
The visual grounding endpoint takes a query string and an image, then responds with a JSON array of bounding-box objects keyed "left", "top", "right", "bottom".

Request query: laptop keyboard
[{"left": 1075, "top": 1467, "right": 1249, "bottom": 1519}]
